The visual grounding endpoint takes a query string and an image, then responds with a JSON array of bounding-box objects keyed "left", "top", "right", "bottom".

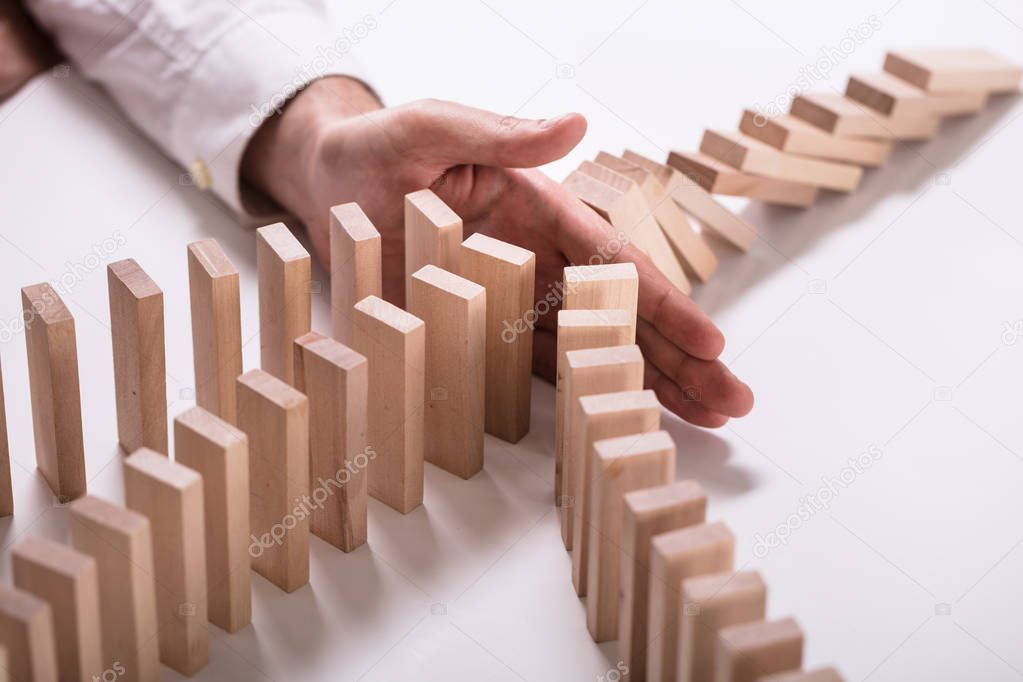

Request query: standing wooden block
[
  {"left": 789, "top": 92, "right": 940, "bottom": 140},
  {"left": 293, "top": 332, "right": 369, "bottom": 551},
  {"left": 351, "top": 296, "right": 425, "bottom": 513},
  {"left": 236, "top": 369, "right": 310, "bottom": 592},
  {"left": 22, "top": 283, "right": 86, "bottom": 502},
  {"left": 188, "top": 239, "right": 243, "bottom": 424},
  {"left": 124, "top": 449, "right": 208, "bottom": 675},
  {"left": 738, "top": 110, "right": 892, "bottom": 166},
  {"left": 760, "top": 667, "right": 844, "bottom": 682},
  {"left": 647, "top": 521, "right": 735, "bottom": 681},
  {"left": 69, "top": 496, "right": 160, "bottom": 682},
  {"left": 12, "top": 536, "right": 103, "bottom": 681},
  {"left": 329, "top": 203, "right": 382, "bottom": 345},
  {"left": 0, "top": 585, "right": 57, "bottom": 682},
  {"left": 409, "top": 265, "right": 486, "bottom": 479},
  {"left": 257, "top": 223, "right": 312, "bottom": 385},
  {"left": 715, "top": 618, "right": 804, "bottom": 682},
  {"left": 0, "top": 647, "right": 6, "bottom": 682},
  {"left": 107, "top": 259, "right": 168, "bottom": 454},
  {"left": 847, "top": 72, "right": 986, "bottom": 118},
  {"left": 679, "top": 571, "right": 767, "bottom": 682},
  {"left": 883, "top": 48, "right": 1022, "bottom": 94},
  {"left": 458, "top": 233, "right": 535, "bottom": 443},
  {"left": 0, "top": 361, "right": 12, "bottom": 517},
  {"left": 620, "top": 480, "right": 707, "bottom": 682},
  {"left": 174, "top": 407, "right": 251, "bottom": 633},
  {"left": 667, "top": 150, "right": 818, "bottom": 207},
  {"left": 571, "top": 389, "right": 661, "bottom": 596},
  {"left": 405, "top": 189, "right": 462, "bottom": 304},
  {"left": 586, "top": 431, "right": 676, "bottom": 642}
]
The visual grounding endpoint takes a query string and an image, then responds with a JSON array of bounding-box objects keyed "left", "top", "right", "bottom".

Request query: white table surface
[{"left": 2, "top": 0, "right": 1022, "bottom": 679}]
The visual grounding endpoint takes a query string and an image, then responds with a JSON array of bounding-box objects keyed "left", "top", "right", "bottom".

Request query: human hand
[{"left": 0, "top": 0, "right": 61, "bottom": 103}]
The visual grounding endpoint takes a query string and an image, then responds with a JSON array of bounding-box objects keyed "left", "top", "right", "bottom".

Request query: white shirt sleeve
[{"left": 24, "top": 0, "right": 375, "bottom": 218}]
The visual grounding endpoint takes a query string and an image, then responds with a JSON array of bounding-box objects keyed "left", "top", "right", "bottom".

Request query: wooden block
[
  {"left": 124, "top": 448, "right": 208, "bottom": 675},
  {"left": 571, "top": 389, "right": 661, "bottom": 596},
  {"left": 594, "top": 152, "right": 718, "bottom": 282},
  {"left": 760, "top": 667, "right": 845, "bottom": 682},
  {"left": 715, "top": 618, "right": 804, "bottom": 682},
  {"left": 236, "top": 369, "right": 310, "bottom": 592},
  {"left": 622, "top": 149, "right": 756, "bottom": 252},
  {"left": 409, "top": 265, "right": 486, "bottom": 479},
  {"left": 847, "top": 72, "right": 986, "bottom": 119},
  {"left": 647, "top": 521, "right": 735, "bottom": 681},
  {"left": 620, "top": 480, "right": 707, "bottom": 682},
  {"left": 0, "top": 585, "right": 57, "bottom": 682},
  {"left": 667, "top": 150, "right": 817, "bottom": 207},
  {"left": 700, "top": 130, "right": 862, "bottom": 193},
  {"left": 0, "top": 361, "right": 12, "bottom": 517},
  {"left": 69, "top": 496, "right": 160, "bottom": 682},
  {"left": 293, "top": 332, "right": 369, "bottom": 551},
  {"left": 405, "top": 189, "right": 462, "bottom": 304},
  {"left": 678, "top": 570, "right": 767, "bottom": 682},
  {"left": 0, "top": 647, "right": 6, "bottom": 682},
  {"left": 459, "top": 233, "right": 535, "bottom": 443},
  {"left": 586, "top": 431, "right": 676, "bottom": 642},
  {"left": 738, "top": 110, "right": 892, "bottom": 166},
  {"left": 174, "top": 406, "right": 251, "bottom": 633},
  {"left": 12, "top": 535, "right": 103, "bottom": 681},
  {"left": 188, "top": 239, "right": 243, "bottom": 424},
  {"left": 330, "top": 202, "right": 382, "bottom": 345},
  {"left": 351, "top": 296, "right": 425, "bottom": 513},
  {"left": 789, "top": 92, "right": 940, "bottom": 140},
  {"left": 107, "top": 259, "right": 168, "bottom": 454},
  {"left": 257, "top": 223, "right": 312, "bottom": 385},
  {"left": 883, "top": 48, "right": 1022, "bottom": 94},
  {"left": 21, "top": 283, "right": 86, "bottom": 502}
]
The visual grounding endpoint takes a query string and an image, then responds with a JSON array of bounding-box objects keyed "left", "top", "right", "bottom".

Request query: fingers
[
  {"left": 532, "top": 327, "right": 557, "bottom": 382},
  {"left": 645, "top": 365, "right": 730, "bottom": 428}
]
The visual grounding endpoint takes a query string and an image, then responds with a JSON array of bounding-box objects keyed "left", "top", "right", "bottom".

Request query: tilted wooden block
[
  {"left": 330, "top": 202, "right": 383, "bottom": 345},
  {"left": 738, "top": 110, "right": 892, "bottom": 166},
  {"left": 405, "top": 189, "right": 462, "bottom": 304},
  {"left": 0, "top": 361, "right": 12, "bottom": 517},
  {"left": 571, "top": 389, "right": 661, "bottom": 596},
  {"left": 293, "top": 332, "right": 369, "bottom": 551},
  {"left": 12, "top": 535, "right": 103, "bottom": 681},
  {"left": 236, "top": 369, "right": 310, "bottom": 592},
  {"left": 647, "top": 521, "right": 735, "bottom": 682},
  {"left": 0, "top": 584, "right": 57, "bottom": 682},
  {"left": 883, "top": 48, "right": 1022, "bottom": 94},
  {"left": 667, "top": 150, "right": 818, "bottom": 207},
  {"left": 22, "top": 282, "right": 86, "bottom": 502},
  {"left": 715, "top": 617, "right": 804, "bottom": 682},
  {"left": 620, "top": 480, "right": 707, "bottom": 682},
  {"left": 188, "top": 239, "right": 243, "bottom": 424},
  {"left": 70, "top": 495, "right": 160, "bottom": 682},
  {"left": 586, "top": 430, "right": 676, "bottom": 642},
  {"left": 107, "top": 258, "right": 168, "bottom": 454},
  {"left": 351, "top": 296, "right": 425, "bottom": 513},
  {"left": 124, "top": 448, "right": 208, "bottom": 675},
  {"left": 563, "top": 263, "right": 639, "bottom": 324},
  {"left": 257, "top": 223, "right": 312, "bottom": 386},
  {"left": 760, "top": 667, "right": 845, "bottom": 682},
  {"left": 790, "top": 92, "right": 940, "bottom": 140},
  {"left": 0, "top": 647, "right": 6, "bottom": 682},
  {"left": 459, "top": 233, "right": 535, "bottom": 443},
  {"left": 679, "top": 570, "right": 767, "bottom": 682},
  {"left": 847, "top": 72, "right": 985, "bottom": 118},
  {"left": 174, "top": 406, "right": 252, "bottom": 633}
]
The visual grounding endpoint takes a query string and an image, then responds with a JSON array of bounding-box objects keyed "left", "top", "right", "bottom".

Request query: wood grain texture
[
  {"left": 404, "top": 189, "right": 462, "bottom": 305},
  {"left": 847, "top": 71, "right": 986, "bottom": 118},
  {"left": 0, "top": 584, "right": 57, "bottom": 682},
  {"left": 330, "top": 203, "right": 382, "bottom": 344},
  {"left": 187, "top": 239, "right": 243, "bottom": 424},
  {"left": 124, "top": 448, "right": 208, "bottom": 675},
  {"left": 257, "top": 223, "right": 312, "bottom": 385},
  {"left": 459, "top": 233, "right": 535, "bottom": 443},
  {"left": 738, "top": 110, "right": 892, "bottom": 166},
  {"left": 562, "top": 263, "right": 639, "bottom": 324},
  {"left": 107, "top": 259, "right": 167, "bottom": 454},
  {"left": 789, "top": 92, "right": 940, "bottom": 140},
  {"left": 0, "top": 361, "right": 12, "bottom": 516},
  {"left": 715, "top": 618, "right": 804, "bottom": 682},
  {"left": 22, "top": 282, "right": 86, "bottom": 502},
  {"left": 883, "top": 48, "right": 1021, "bottom": 93},
  {"left": 667, "top": 150, "right": 818, "bottom": 207}
]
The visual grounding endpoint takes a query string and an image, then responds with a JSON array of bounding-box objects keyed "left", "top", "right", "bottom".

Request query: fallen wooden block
[
  {"left": 12, "top": 535, "right": 103, "bottom": 681},
  {"left": 647, "top": 521, "right": 735, "bottom": 682},
  {"left": 883, "top": 48, "right": 1022, "bottom": 94},
  {"left": 0, "top": 361, "right": 12, "bottom": 517},
  {"left": 108, "top": 258, "right": 168, "bottom": 454},
  {"left": 174, "top": 406, "right": 252, "bottom": 633},
  {"left": 847, "top": 72, "right": 985, "bottom": 118},
  {"left": 700, "top": 130, "right": 862, "bottom": 192},
  {"left": 293, "top": 332, "right": 369, "bottom": 551},
  {"left": 716, "top": 617, "right": 804, "bottom": 682},
  {"left": 620, "top": 480, "right": 707, "bottom": 682},
  {"left": 22, "top": 282, "right": 86, "bottom": 502},
  {"left": 738, "top": 110, "right": 892, "bottom": 166},
  {"left": 257, "top": 223, "right": 312, "bottom": 386},
  {"left": 188, "top": 239, "right": 243, "bottom": 424},
  {"left": 70, "top": 495, "right": 160, "bottom": 682},
  {"left": 236, "top": 369, "right": 310, "bottom": 592},
  {"left": 667, "top": 150, "right": 818, "bottom": 207},
  {"left": 586, "top": 430, "right": 676, "bottom": 642},
  {"left": 405, "top": 189, "right": 462, "bottom": 304},
  {"left": 0, "top": 585, "right": 57, "bottom": 682},
  {"left": 330, "top": 202, "right": 382, "bottom": 345},
  {"left": 678, "top": 570, "right": 767, "bottom": 682},
  {"left": 760, "top": 667, "right": 845, "bottom": 682},
  {"left": 124, "top": 448, "right": 209, "bottom": 675},
  {"left": 790, "top": 92, "right": 940, "bottom": 140},
  {"left": 571, "top": 389, "right": 661, "bottom": 596},
  {"left": 352, "top": 296, "right": 425, "bottom": 513},
  {"left": 459, "top": 233, "right": 536, "bottom": 443}
]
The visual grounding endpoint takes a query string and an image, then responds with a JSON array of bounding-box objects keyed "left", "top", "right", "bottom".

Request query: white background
[{"left": 1, "top": 0, "right": 1022, "bottom": 680}]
